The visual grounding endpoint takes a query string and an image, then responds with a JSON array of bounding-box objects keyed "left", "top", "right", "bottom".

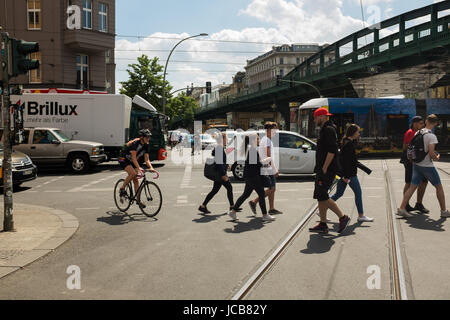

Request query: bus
[{"left": 297, "top": 98, "right": 450, "bottom": 155}]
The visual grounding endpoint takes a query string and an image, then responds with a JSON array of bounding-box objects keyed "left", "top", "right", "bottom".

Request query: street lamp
[{"left": 162, "top": 33, "right": 208, "bottom": 115}]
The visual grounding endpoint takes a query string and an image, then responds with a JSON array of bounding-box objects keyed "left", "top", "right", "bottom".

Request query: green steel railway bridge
[{"left": 195, "top": 2, "right": 450, "bottom": 125}]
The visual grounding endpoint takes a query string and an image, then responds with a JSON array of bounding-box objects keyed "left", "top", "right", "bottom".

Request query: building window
[
  {"left": 83, "top": 0, "right": 92, "bottom": 29},
  {"left": 280, "top": 69, "right": 284, "bottom": 77},
  {"left": 296, "top": 57, "right": 300, "bottom": 65},
  {"left": 27, "top": 0, "right": 41, "bottom": 30},
  {"left": 106, "top": 79, "right": 111, "bottom": 93},
  {"left": 29, "top": 52, "right": 42, "bottom": 83},
  {"left": 76, "top": 55, "right": 89, "bottom": 90},
  {"left": 105, "top": 50, "right": 111, "bottom": 64},
  {"left": 280, "top": 58, "right": 284, "bottom": 65},
  {"left": 99, "top": 3, "right": 108, "bottom": 32}
]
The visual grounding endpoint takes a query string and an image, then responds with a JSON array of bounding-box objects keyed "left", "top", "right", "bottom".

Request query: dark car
[{"left": 0, "top": 143, "right": 38, "bottom": 187}]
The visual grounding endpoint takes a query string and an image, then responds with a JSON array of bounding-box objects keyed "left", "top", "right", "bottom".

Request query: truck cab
[{"left": 13, "top": 128, "right": 106, "bottom": 173}]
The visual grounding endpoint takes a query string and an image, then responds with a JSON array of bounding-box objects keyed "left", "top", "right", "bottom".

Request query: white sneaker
[
  {"left": 358, "top": 216, "right": 374, "bottom": 222},
  {"left": 262, "top": 214, "right": 276, "bottom": 222},
  {"left": 396, "top": 208, "right": 413, "bottom": 218},
  {"left": 441, "top": 210, "right": 450, "bottom": 218},
  {"left": 228, "top": 210, "right": 238, "bottom": 221}
]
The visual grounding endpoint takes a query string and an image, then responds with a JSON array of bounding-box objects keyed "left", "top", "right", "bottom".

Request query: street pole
[
  {"left": 1, "top": 32, "right": 14, "bottom": 232},
  {"left": 162, "top": 33, "right": 208, "bottom": 116}
]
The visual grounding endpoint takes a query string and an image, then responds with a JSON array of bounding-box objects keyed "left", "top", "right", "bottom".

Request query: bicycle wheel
[
  {"left": 114, "top": 179, "right": 133, "bottom": 212},
  {"left": 137, "top": 181, "right": 163, "bottom": 217}
]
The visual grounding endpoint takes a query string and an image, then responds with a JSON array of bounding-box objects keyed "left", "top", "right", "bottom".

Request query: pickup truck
[{"left": 12, "top": 128, "right": 107, "bottom": 173}]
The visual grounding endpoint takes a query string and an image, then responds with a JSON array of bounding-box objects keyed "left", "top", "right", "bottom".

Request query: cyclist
[{"left": 118, "top": 129, "right": 157, "bottom": 199}]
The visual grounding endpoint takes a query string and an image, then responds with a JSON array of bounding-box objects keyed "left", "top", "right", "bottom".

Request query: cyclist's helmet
[{"left": 139, "top": 129, "right": 152, "bottom": 138}]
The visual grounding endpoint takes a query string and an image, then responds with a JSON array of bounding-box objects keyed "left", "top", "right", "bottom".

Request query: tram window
[{"left": 330, "top": 113, "right": 355, "bottom": 139}]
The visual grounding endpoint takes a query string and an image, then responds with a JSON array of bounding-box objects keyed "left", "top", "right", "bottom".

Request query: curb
[{"left": 0, "top": 204, "right": 79, "bottom": 279}]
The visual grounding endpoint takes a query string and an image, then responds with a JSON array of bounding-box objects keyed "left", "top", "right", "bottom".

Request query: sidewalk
[{"left": 0, "top": 203, "right": 78, "bottom": 279}]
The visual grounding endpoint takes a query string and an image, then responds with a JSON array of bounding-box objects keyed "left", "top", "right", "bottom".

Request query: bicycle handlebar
[{"left": 140, "top": 169, "right": 160, "bottom": 180}]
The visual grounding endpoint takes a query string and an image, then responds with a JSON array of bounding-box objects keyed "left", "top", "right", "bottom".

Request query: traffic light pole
[{"left": 1, "top": 32, "right": 15, "bottom": 232}]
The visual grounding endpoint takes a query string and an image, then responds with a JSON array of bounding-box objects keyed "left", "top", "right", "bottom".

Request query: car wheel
[
  {"left": 231, "top": 163, "right": 245, "bottom": 180},
  {"left": 68, "top": 154, "right": 90, "bottom": 173}
]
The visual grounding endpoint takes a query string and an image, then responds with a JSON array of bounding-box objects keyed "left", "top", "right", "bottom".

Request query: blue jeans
[{"left": 331, "top": 176, "right": 364, "bottom": 215}]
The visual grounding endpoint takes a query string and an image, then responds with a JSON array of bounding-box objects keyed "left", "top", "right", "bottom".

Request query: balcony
[{"left": 64, "top": 29, "right": 115, "bottom": 52}]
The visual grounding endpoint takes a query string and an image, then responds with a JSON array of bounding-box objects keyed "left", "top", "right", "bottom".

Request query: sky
[{"left": 115, "top": 0, "right": 447, "bottom": 94}]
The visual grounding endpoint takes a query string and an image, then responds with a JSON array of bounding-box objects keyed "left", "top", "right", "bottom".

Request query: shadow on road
[
  {"left": 402, "top": 214, "right": 446, "bottom": 232},
  {"left": 229, "top": 175, "right": 315, "bottom": 185},
  {"left": 0, "top": 185, "right": 32, "bottom": 194},
  {"left": 224, "top": 217, "right": 272, "bottom": 234},
  {"left": 193, "top": 212, "right": 228, "bottom": 223},
  {"left": 96, "top": 210, "right": 158, "bottom": 225}
]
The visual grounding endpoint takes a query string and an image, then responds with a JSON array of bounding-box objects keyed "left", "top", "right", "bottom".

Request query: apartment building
[
  {"left": 244, "top": 44, "right": 325, "bottom": 89},
  {"left": 0, "top": 0, "right": 115, "bottom": 92}
]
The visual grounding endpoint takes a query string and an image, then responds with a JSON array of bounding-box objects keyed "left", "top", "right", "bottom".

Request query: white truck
[{"left": 10, "top": 93, "right": 167, "bottom": 162}]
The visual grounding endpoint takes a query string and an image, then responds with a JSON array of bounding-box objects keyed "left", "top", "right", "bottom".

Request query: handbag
[{"left": 204, "top": 158, "right": 222, "bottom": 182}]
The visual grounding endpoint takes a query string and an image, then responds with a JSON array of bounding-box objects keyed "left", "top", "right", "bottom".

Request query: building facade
[
  {"left": 0, "top": 0, "right": 115, "bottom": 93},
  {"left": 244, "top": 44, "right": 326, "bottom": 90}
]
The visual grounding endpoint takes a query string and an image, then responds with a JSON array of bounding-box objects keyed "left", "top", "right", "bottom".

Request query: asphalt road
[{"left": 0, "top": 151, "right": 449, "bottom": 300}]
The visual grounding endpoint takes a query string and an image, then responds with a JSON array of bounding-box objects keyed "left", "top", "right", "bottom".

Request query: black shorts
[
  {"left": 119, "top": 159, "right": 137, "bottom": 170},
  {"left": 314, "top": 171, "right": 336, "bottom": 202}
]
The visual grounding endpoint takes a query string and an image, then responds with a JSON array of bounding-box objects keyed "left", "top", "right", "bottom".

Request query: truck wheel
[
  {"left": 68, "top": 154, "right": 90, "bottom": 173},
  {"left": 231, "top": 163, "right": 245, "bottom": 181}
]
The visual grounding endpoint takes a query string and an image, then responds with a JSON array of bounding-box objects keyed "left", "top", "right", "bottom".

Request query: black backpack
[{"left": 407, "top": 131, "right": 429, "bottom": 163}]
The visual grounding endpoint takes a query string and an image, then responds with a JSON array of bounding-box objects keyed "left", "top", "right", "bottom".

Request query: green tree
[
  {"left": 166, "top": 92, "right": 199, "bottom": 130},
  {"left": 119, "top": 55, "right": 172, "bottom": 112}
]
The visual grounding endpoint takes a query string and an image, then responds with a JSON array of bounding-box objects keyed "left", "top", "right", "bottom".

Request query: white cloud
[{"left": 115, "top": 0, "right": 400, "bottom": 96}]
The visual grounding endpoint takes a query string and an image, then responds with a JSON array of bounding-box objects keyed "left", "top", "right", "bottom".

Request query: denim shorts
[
  {"left": 411, "top": 165, "right": 441, "bottom": 187},
  {"left": 262, "top": 175, "right": 276, "bottom": 189}
]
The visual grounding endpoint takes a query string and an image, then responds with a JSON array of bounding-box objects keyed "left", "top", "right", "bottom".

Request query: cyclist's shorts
[{"left": 118, "top": 158, "right": 137, "bottom": 170}]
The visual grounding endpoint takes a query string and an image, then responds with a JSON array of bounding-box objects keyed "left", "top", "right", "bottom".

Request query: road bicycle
[{"left": 114, "top": 169, "right": 162, "bottom": 217}]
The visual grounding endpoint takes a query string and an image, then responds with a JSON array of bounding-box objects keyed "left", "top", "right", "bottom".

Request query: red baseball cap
[{"left": 314, "top": 108, "right": 333, "bottom": 118}]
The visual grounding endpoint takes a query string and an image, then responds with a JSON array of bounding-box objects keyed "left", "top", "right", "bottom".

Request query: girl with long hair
[{"left": 331, "top": 124, "right": 374, "bottom": 222}]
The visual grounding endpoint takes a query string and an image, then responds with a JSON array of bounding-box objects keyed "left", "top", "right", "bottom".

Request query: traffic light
[
  {"left": 206, "top": 81, "right": 212, "bottom": 94},
  {"left": 9, "top": 39, "right": 40, "bottom": 78},
  {"left": 276, "top": 75, "right": 282, "bottom": 86}
]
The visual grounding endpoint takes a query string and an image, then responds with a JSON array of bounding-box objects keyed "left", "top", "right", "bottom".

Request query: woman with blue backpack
[{"left": 330, "top": 124, "right": 374, "bottom": 222}]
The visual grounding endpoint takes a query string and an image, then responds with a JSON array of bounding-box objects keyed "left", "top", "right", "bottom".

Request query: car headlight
[{"left": 92, "top": 147, "right": 100, "bottom": 155}]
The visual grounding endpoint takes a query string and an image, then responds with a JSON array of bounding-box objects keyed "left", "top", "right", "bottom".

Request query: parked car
[
  {"left": 226, "top": 130, "right": 317, "bottom": 180},
  {"left": 10, "top": 128, "right": 107, "bottom": 173},
  {"left": 0, "top": 143, "right": 37, "bottom": 188},
  {"left": 201, "top": 134, "right": 217, "bottom": 150}
]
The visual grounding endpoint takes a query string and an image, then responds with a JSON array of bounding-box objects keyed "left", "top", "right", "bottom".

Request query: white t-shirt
[
  {"left": 416, "top": 128, "right": 439, "bottom": 167},
  {"left": 259, "top": 136, "right": 275, "bottom": 175}
]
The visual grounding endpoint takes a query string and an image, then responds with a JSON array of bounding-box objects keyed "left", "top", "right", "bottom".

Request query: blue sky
[{"left": 115, "top": 0, "right": 443, "bottom": 93}]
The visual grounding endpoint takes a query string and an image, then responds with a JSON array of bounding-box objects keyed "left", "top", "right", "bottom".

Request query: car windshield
[{"left": 52, "top": 130, "right": 71, "bottom": 142}]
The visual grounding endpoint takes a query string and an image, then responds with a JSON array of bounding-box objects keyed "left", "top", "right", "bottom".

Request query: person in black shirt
[
  {"left": 330, "top": 124, "right": 374, "bottom": 223},
  {"left": 118, "top": 129, "right": 157, "bottom": 198},
  {"left": 309, "top": 108, "right": 351, "bottom": 234},
  {"left": 199, "top": 133, "right": 234, "bottom": 214},
  {"left": 228, "top": 134, "right": 276, "bottom": 222}
]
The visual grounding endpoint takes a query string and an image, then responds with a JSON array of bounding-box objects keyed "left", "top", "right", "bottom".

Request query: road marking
[
  {"left": 67, "top": 172, "right": 123, "bottom": 192},
  {"left": 180, "top": 164, "right": 193, "bottom": 189}
]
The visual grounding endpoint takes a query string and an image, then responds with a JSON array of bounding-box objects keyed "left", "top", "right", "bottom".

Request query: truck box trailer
[{"left": 10, "top": 93, "right": 167, "bottom": 161}]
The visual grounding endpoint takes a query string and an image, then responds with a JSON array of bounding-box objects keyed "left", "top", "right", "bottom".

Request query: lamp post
[{"left": 162, "top": 33, "right": 208, "bottom": 115}]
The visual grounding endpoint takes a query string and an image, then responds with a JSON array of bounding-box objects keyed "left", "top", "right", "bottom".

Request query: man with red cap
[{"left": 309, "top": 108, "right": 351, "bottom": 234}]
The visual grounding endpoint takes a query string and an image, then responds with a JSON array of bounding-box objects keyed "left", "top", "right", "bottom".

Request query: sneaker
[
  {"left": 396, "top": 208, "right": 413, "bottom": 218},
  {"left": 358, "top": 216, "right": 374, "bottom": 222},
  {"left": 414, "top": 203, "right": 430, "bottom": 214},
  {"left": 338, "top": 215, "right": 351, "bottom": 233},
  {"left": 441, "top": 210, "right": 450, "bottom": 218},
  {"left": 262, "top": 214, "right": 276, "bottom": 222},
  {"left": 249, "top": 201, "right": 257, "bottom": 215},
  {"left": 198, "top": 206, "right": 211, "bottom": 214},
  {"left": 119, "top": 188, "right": 128, "bottom": 198},
  {"left": 268, "top": 209, "right": 283, "bottom": 215},
  {"left": 309, "top": 223, "right": 329, "bottom": 234},
  {"left": 405, "top": 204, "right": 415, "bottom": 212},
  {"left": 228, "top": 210, "right": 239, "bottom": 221}
]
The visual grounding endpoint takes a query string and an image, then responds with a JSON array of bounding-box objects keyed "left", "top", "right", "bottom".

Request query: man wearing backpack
[
  {"left": 397, "top": 114, "right": 450, "bottom": 218},
  {"left": 401, "top": 116, "right": 429, "bottom": 213}
]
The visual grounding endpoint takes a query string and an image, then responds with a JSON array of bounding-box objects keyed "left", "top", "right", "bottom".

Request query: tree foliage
[
  {"left": 166, "top": 92, "right": 199, "bottom": 130},
  {"left": 119, "top": 55, "right": 172, "bottom": 112}
]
